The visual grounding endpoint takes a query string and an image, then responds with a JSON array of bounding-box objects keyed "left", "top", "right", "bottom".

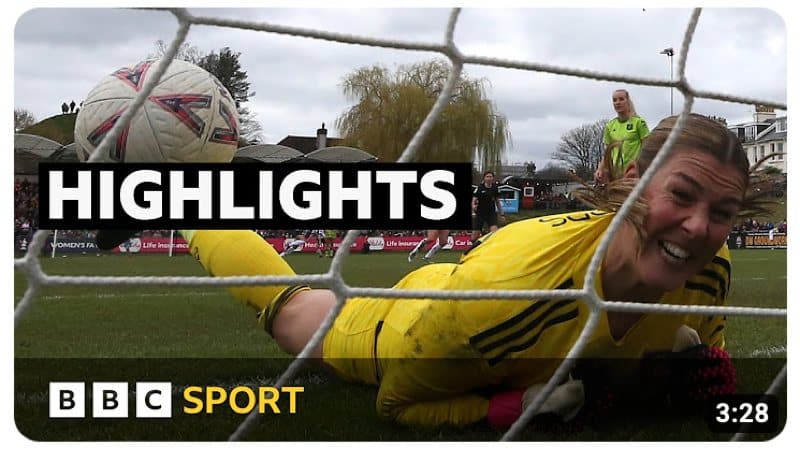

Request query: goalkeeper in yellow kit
[{"left": 129, "top": 114, "right": 769, "bottom": 427}]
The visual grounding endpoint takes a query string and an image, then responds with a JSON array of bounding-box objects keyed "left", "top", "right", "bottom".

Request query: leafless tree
[
  {"left": 550, "top": 119, "right": 607, "bottom": 181},
  {"left": 14, "top": 108, "right": 37, "bottom": 132},
  {"left": 148, "top": 39, "right": 203, "bottom": 64},
  {"left": 536, "top": 162, "right": 572, "bottom": 181}
]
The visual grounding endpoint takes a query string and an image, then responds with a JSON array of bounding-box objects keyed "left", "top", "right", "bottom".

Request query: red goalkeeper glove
[
  {"left": 639, "top": 325, "right": 737, "bottom": 411},
  {"left": 569, "top": 325, "right": 736, "bottom": 424}
]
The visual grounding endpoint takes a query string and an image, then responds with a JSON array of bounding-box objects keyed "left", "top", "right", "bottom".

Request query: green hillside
[
  {"left": 20, "top": 113, "right": 77, "bottom": 145},
  {"left": 19, "top": 111, "right": 252, "bottom": 148}
]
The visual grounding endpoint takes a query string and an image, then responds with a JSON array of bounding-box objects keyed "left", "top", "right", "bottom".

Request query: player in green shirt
[{"left": 595, "top": 89, "right": 650, "bottom": 184}]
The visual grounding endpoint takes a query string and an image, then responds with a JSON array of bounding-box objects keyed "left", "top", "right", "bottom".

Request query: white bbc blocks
[
  {"left": 136, "top": 382, "right": 172, "bottom": 418},
  {"left": 92, "top": 382, "right": 128, "bottom": 418},
  {"left": 49, "top": 382, "right": 172, "bottom": 418},
  {"left": 49, "top": 382, "right": 86, "bottom": 418}
]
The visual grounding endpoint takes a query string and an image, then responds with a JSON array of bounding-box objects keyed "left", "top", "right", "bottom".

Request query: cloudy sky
[{"left": 12, "top": 5, "right": 788, "bottom": 169}]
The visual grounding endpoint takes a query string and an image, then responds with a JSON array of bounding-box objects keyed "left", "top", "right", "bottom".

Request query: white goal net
[{"left": 13, "top": 7, "right": 787, "bottom": 442}]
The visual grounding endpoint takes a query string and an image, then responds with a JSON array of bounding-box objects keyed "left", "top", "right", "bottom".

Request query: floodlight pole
[{"left": 660, "top": 47, "right": 675, "bottom": 115}]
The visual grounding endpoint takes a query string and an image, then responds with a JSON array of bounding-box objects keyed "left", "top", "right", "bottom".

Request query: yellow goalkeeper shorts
[{"left": 322, "top": 296, "right": 394, "bottom": 386}]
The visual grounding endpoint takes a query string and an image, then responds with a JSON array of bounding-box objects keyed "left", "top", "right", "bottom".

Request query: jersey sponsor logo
[{"left": 538, "top": 210, "right": 609, "bottom": 227}]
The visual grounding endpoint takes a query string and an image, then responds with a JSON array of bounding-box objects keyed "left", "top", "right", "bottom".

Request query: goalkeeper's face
[{"left": 634, "top": 149, "right": 745, "bottom": 292}]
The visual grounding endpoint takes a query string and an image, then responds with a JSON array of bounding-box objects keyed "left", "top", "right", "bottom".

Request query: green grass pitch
[{"left": 14, "top": 248, "right": 786, "bottom": 441}]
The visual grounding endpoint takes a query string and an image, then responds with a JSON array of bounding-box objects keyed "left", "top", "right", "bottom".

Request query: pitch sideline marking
[
  {"left": 35, "top": 291, "right": 224, "bottom": 301},
  {"left": 749, "top": 345, "right": 787, "bottom": 358}
]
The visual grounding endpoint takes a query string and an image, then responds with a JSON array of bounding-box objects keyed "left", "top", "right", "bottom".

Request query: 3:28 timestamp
[{"left": 705, "top": 394, "right": 779, "bottom": 433}]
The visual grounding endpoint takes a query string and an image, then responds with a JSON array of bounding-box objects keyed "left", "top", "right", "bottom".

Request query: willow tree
[{"left": 335, "top": 60, "right": 511, "bottom": 170}]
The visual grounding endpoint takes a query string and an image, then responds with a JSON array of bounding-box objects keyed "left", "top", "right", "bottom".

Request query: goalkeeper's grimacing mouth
[{"left": 659, "top": 240, "right": 690, "bottom": 262}]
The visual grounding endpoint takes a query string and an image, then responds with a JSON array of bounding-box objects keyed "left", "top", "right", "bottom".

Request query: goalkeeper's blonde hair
[{"left": 573, "top": 113, "right": 777, "bottom": 237}]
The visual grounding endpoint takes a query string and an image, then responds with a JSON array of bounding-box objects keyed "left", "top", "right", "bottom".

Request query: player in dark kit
[{"left": 471, "top": 171, "right": 505, "bottom": 242}]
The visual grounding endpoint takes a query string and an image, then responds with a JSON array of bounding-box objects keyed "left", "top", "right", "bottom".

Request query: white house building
[{"left": 728, "top": 106, "right": 787, "bottom": 173}]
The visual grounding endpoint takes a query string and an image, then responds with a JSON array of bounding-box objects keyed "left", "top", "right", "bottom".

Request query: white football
[{"left": 74, "top": 58, "right": 239, "bottom": 162}]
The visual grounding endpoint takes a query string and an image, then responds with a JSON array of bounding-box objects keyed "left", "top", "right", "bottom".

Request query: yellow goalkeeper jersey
[
  {"left": 458, "top": 209, "right": 727, "bottom": 362},
  {"left": 322, "top": 209, "right": 730, "bottom": 426}
]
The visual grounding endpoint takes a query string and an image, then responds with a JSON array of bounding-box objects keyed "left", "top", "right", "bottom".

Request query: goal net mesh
[{"left": 13, "top": 7, "right": 787, "bottom": 442}]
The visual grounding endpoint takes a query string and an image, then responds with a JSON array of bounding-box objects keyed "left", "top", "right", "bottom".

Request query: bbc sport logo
[
  {"left": 49, "top": 382, "right": 304, "bottom": 418},
  {"left": 49, "top": 382, "right": 172, "bottom": 418}
]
